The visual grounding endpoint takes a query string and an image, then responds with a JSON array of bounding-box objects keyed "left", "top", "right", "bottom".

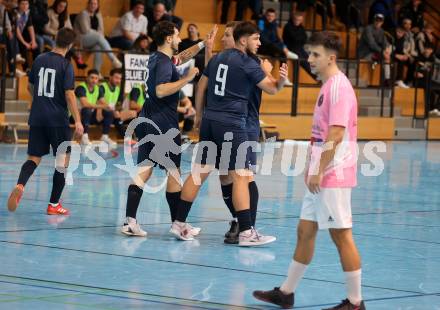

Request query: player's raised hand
[
  {"left": 74, "top": 121, "right": 84, "bottom": 139},
  {"left": 185, "top": 67, "right": 199, "bottom": 82},
  {"left": 205, "top": 24, "right": 218, "bottom": 50},
  {"left": 279, "top": 63, "right": 289, "bottom": 83}
]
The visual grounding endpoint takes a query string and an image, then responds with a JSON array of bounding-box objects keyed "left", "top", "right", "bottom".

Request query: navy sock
[
  {"left": 126, "top": 184, "right": 143, "bottom": 219},
  {"left": 236, "top": 209, "right": 252, "bottom": 232},
  {"left": 166, "top": 191, "right": 181, "bottom": 222},
  {"left": 17, "top": 160, "right": 37, "bottom": 186},
  {"left": 175, "top": 199, "right": 193, "bottom": 223},
  {"left": 49, "top": 170, "right": 66, "bottom": 204},
  {"left": 249, "top": 181, "right": 259, "bottom": 227},
  {"left": 221, "top": 183, "right": 236, "bottom": 218}
]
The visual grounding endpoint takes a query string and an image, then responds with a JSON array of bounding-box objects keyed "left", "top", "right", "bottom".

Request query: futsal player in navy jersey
[
  {"left": 7, "top": 28, "right": 84, "bottom": 215},
  {"left": 121, "top": 21, "right": 207, "bottom": 237},
  {"left": 205, "top": 21, "right": 279, "bottom": 244},
  {"left": 172, "top": 21, "right": 288, "bottom": 246}
]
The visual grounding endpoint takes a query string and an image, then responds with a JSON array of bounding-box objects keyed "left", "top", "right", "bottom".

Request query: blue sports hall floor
[{"left": 0, "top": 141, "right": 439, "bottom": 309}]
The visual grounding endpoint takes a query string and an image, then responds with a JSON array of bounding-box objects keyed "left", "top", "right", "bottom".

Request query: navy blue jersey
[
  {"left": 247, "top": 54, "right": 263, "bottom": 133},
  {"left": 28, "top": 51, "right": 75, "bottom": 127},
  {"left": 202, "top": 49, "right": 265, "bottom": 127},
  {"left": 140, "top": 51, "right": 180, "bottom": 129}
]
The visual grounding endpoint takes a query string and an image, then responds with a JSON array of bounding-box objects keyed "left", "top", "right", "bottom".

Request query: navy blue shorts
[
  {"left": 197, "top": 118, "right": 250, "bottom": 171},
  {"left": 27, "top": 126, "right": 72, "bottom": 157},
  {"left": 135, "top": 122, "right": 181, "bottom": 170},
  {"left": 247, "top": 129, "right": 260, "bottom": 169}
]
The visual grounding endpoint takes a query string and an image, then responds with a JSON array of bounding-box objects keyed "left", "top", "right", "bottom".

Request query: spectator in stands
[
  {"left": 416, "top": 23, "right": 435, "bottom": 56},
  {"left": 220, "top": 0, "right": 262, "bottom": 23},
  {"left": 0, "top": 0, "right": 25, "bottom": 76},
  {"left": 368, "top": 0, "right": 396, "bottom": 32},
  {"left": 398, "top": 0, "right": 423, "bottom": 33},
  {"left": 177, "top": 90, "right": 195, "bottom": 142},
  {"left": 282, "top": 11, "right": 314, "bottom": 77},
  {"left": 131, "top": 33, "right": 150, "bottom": 53},
  {"left": 109, "top": 1, "right": 148, "bottom": 50},
  {"left": 146, "top": 1, "right": 182, "bottom": 37},
  {"left": 178, "top": 23, "right": 204, "bottom": 80},
  {"left": 358, "top": 13, "right": 392, "bottom": 82},
  {"left": 75, "top": 69, "right": 116, "bottom": 147},
  {"left": 14, "top": 0, "right": 38, "bottom": 70},
  {"left": 394, "top": 26, "right": 412, "bottom": 88},
  {"left": 428, "top": 57, "right": 440, "bottom": 116},
  {"left": 179, "top": 23, "right": 201, "bottom": 51},
  {"left": 31, "top": 0, "right": 53, "bottom": 54},
  {"left": 44, "top": 0, "right": 72, "bottom": 39},
  {"left": 414, "top": 46, "right": 434, "bottom": 88},
  {"left": 145, "top": 0, "right": 176, "bottom": 13},
  {"left": 74, "top": 0, "right": 122, "bottom": 71},
  {"left": 401, "top": 17, "right": 418, "bottom": 84},
  {"left": 258, "top": 8, "right": 298, "bottom": 60}
]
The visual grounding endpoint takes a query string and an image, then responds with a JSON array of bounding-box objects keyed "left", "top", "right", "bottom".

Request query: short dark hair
[
  {"left": 152, "top": 21, "right": 176, "bottom": 46},
  {"left": 87, "top": 69, "right": 100, "bottom": 76},
  {"left": 132, "top": 0, "right": 144, "bottom": 9},
  {"left": 55, "top": 28, "right": 76, "bottom": 48},
  {"left": 266, "top": 8, "right": 276, "bottom": 14},
  {"left": 110, "top": 68, "right": 122, "bottom": 76},
  {"left": 233, "top": 21, "right": 259, "bottom": 42},
  {"left": 225, "top": 21, "right": 240, "bottom": 29},
  {"left": 308, "top": 31, "right": 342, "bottom": 56},
  {"left": 18, "top": 0, "right": 29, "bottom": 4}
]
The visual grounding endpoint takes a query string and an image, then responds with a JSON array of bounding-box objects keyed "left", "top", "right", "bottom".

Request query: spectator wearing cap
[
  {"left": 368, "top": 0, "right": 396, "bottom": 32},
  {"left": 358, "top": 13, "right": 392, "bottom": 82},
  {"left": 109, "top": 1, "right": 148, "bottom": 50}
]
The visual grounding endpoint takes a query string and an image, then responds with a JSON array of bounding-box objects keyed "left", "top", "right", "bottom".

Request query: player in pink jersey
[{"left": 252, "top": 32, "right": 365, "bottom": 310}]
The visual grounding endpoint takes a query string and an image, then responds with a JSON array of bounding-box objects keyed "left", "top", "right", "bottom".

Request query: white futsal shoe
[
  {"left": 121, "top": 217, "right": 147, "bottom": 237},
  {"left": 238, "top": 228, "right": 276, "bottom": 247},
  {"left": 101, "top": 135, "right": 117, "bottom": 149},
  {"left": 169, "top": 221, "right": 195, "bottom": 241}
]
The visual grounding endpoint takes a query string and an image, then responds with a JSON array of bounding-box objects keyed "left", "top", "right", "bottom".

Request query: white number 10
[
  {"left": 38, "top": 67, "right": 56, "bottom": 98},
  {"left": 214, "top": 64, "right": 228, "bottom": 96}
]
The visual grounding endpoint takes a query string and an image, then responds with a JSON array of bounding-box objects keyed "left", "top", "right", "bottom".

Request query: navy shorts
[
  {"left": 27, "top": 126, "right": 72, "bottom": 157},
  {"left": 247, "top": 129, "right": 260, "bottom": 169},
  {"left": 135, "top": 121, "right": 181, "bottom": 170},
  {"left": 197, "top": 118, "right": 250, "bottom": 171}
]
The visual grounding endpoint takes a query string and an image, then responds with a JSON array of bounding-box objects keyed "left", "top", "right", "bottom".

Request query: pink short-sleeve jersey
[{"left": 308, "top": 71, "right": 358, "bottom": 188}]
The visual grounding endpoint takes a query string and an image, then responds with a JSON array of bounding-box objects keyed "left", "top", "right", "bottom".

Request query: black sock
[
  {"left": 221, "top": 183, "right": 236, "bottom": 218},
  {"left": 49, "top": 170, "right": 65, "bottom": 204},
  {"left": 249, "top": 181, "right": 259, "bottom": 227},
  {"left": 236, "top": 209, "right": 252, "bottom": 232},
  {"left": 166, "top": 191, "right": 181, "bottom": 222},
  {"left": 126, "top": 184, "right": 143, "bottom": 219},
  {"left": 17, "top": 160, "right": 37, "bottom": 186},
  {"left": 175, "top": 199, "right": 193, "bottom": 223}
]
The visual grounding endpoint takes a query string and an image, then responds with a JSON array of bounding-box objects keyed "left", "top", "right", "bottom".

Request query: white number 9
[{"left": 214, "top": 64, "right": 228, "bottom": 96}]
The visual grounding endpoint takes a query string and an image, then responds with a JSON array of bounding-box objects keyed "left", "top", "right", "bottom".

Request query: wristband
[{"left": 197, "top": 41, "right": 205, "bottom": 49}]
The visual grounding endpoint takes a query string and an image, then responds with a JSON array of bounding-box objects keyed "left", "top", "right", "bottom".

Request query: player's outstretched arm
[
  {"left": 257, "top": 63, "right": 289, "bottom": 94},
  {"left": 156, "top": 67, "right": 199, "bottom": 98},
  {"left": 194, "top": 75, "right": 208, "bottom": 128},
  {"left": 175, "top": 25, "right": 218, "bottom": 65},
  {"left": 66, "top": 90, "right": 84, "bottom": 138}
]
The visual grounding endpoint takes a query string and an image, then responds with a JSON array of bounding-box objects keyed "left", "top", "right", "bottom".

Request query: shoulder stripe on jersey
[{"left": 330, "top": 75, "right": 341, "bottom": 106}]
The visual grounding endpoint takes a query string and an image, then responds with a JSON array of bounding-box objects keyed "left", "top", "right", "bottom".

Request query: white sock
[
  {"left": 384, "top": 64, "right": 390, "bottom": 79},
  {"left": 345, "top": 269, "right": 362, "bottom": 306},
  {"left": 83, "top": 133, "right": 89, "bottom": 139},
  {"left": 280, "top": 260, "right": 308, "bottom": 294},
  {"left": 126, "top": 216, "right": 136, "bottom": 224},
  {"left": 102, "top": 134, "right": 109, "bottom": 139},
  {"left": 50, "top": 202, "right": 58, "bottom": 207}
]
